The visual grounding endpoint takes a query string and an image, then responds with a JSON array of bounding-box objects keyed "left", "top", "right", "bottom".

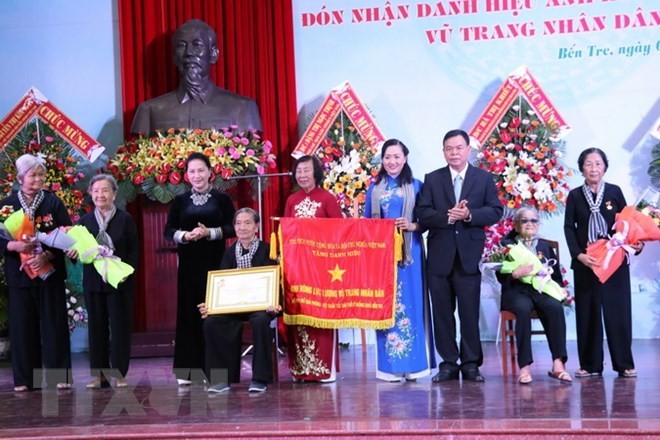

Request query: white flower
[
  {"left": 499, "top": 122, "right": 508, "bottom": 128},
  {"left": 527, "top": 110, "right": 535, "bottom": 116},
  {"left": 512, "top": 105, "right": 520, "bottom": 111},
  {"left": 534, "top": 180, "right": 553, "bottom": 201},
  {"left": 522, "top": 119, "right": 530, "bottom": 125}
]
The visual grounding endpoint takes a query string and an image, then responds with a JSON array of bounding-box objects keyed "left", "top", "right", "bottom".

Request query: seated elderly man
[
  {"left": 197, "top": 208, "right": 279, "bottom": 393},
  {"left": 496, "top": 207, "right": 572, "bottom": 385}
]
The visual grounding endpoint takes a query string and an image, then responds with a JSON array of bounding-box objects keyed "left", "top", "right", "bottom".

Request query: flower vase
[{"left": 70, "top": 326, "right": 89, "bottom": 353}]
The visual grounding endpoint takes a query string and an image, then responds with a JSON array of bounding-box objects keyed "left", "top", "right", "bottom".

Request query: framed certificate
[{"left": 205, "top": 265, "right": 280, "bottom": 315}]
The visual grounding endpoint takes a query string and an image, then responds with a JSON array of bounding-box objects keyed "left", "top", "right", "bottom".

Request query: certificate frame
[{"left": 205, "top": 265, "right": 280, "bottom": 315}]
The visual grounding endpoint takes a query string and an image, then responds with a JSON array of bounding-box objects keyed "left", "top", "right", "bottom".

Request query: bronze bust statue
[{"left": 130, "top": 19, "right": 262, "bottom": 135}]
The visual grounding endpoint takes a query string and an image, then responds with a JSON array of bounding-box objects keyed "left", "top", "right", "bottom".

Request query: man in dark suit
[{"left": 417, "top": 129, "right": 502, "bottom": 382}]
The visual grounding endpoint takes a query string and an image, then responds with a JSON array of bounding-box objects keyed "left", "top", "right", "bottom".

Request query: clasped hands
[
  {"left": 185, "top": 222, "right": 210, "bottom": 242},
  {"left": 7, "top": 238, "right": 49, "bottom": 271},
  {"left": 197, "top": 302, "right": 282, "bottom": 319},
  {"left": 448, "top": 200, "right": 470, "bottom": 224}
]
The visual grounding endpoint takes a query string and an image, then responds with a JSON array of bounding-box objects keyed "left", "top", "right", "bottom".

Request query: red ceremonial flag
[{"left": 279, "top": 217, "right": 399, "bottom": 329}]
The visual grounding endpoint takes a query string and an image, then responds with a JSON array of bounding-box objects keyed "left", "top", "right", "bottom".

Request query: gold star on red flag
[{"left": 328, "top": 264, "right": 346, "bottom": 282}]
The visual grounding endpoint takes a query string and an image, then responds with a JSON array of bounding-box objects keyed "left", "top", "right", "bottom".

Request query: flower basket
[
  {"left": 314, "top": 112, "right": 379, "bottom": 217},
  {"left": 108, "top": 127, "right": 277, "bottom": 204},
  {"left": 474, "top": 98, "right": 573, "bottom": 217}
]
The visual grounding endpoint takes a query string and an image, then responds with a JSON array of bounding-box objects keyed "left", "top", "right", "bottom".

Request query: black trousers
[
  {"left": 84, "top": 289, "right": 133, "bottom": 379},
  {"left": 573, "top": 263, "right": 634, "bottom": 373},
  {"left": 429, "top": 256, "right": 483, "bottom": 369},
  {"left": 204, "top": 311, "right": 274, "bottom": 384},
  {"left": 501, "top": 285, "right": 567, "bottom": 368},
  {"left": 9, "top": 284, "right": 71, "bottom": 389}
]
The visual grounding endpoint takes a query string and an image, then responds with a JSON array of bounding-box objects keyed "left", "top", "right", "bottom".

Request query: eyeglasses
[
  {"left": 518, "top": 218, "right": 540, "bottom": 224},
  {"left": 443, "top": 145, "right": 466, "bottom": 153}
]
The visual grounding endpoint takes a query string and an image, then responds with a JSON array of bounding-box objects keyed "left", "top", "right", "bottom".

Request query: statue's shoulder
[
  {"left": 135, "top": 91, "right": 179, "bottom": 110},
  {"left": 209, "top": 86, "right": 257, "bottom": 104}
]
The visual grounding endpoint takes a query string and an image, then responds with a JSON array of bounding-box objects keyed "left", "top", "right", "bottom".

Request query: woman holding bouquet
[
  {"left": 564, "top": 148, "right": 643, "bottom": 378},
  {"left": 165, "top": 152, "right": 236, "bottom": 385},
  {"left": 74, "top": 174, "right": 138, "bottom": 389},
  {"left": 0, "top": 154, "right": 72, "bottom": 391},
  {"left": 496, "top": 207, "right": 570, "bottom": 384},
  {"left": 284, "top": 155, "right": 343, "bottom": 382},
  {"left": 363, "top": 139, "right": 434, "bottom": 382}
]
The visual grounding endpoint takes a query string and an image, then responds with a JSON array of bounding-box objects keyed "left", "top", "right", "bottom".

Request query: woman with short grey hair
[
  {"left": 73, "top": 173, "right": 138, "bottom": 389},
  {"left": 0, "top": 154, "right": 73, "bottom": 392}
]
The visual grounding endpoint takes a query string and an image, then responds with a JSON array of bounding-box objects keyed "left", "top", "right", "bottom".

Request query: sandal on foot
[
  {"left": 548, "top": 370, "right": 572, "bottom": 383},
  {"left": 574, "top": 369, "right": 602, "bottom": 378},
  {"left": 618, "top": 369, "right": 637, "bottom": 378},
  {"left": 86, "top": 379, "right": 110, "bottom": 389},
  {"left": 13, "top": 385, "right": 29, "bottom": 392},
  {"left": 518, "top": 372, "right": 533, "bottom": 384},
  {"left": 56, "top": 383, "right": 72, "bottom": 390}
]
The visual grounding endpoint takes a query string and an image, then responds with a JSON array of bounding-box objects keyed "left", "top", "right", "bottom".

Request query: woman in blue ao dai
[{"left": 364, "top": 139, "right": 435, "bottom": 381}]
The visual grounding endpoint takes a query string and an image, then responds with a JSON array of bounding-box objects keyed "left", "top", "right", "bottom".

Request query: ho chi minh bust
[{"left": 130, "top": 19, "right": 262, "bottom": 136}]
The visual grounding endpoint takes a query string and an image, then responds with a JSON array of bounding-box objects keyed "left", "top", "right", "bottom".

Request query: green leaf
[
  {"left": 118, "top": 179, "right": 139, "bottom": 203},
  {"left": 150, "top": 183, "right": 175, "bottom": 204}
]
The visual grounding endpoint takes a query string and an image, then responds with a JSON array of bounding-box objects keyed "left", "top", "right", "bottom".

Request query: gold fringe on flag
[
  {"left": 283, "top": 313, "right": 395, "bottom": 330},
  {"left": 269, "top": 231, "right": 277, "bottom": 260},
  {"left": 269, "top": 217, "right": 281, "bottom": 260},
  {"left": 394, "top": 228, "right": 403, "bottom": 262}
]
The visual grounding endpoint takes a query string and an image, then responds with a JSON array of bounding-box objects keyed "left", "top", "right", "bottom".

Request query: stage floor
[{"left": 0, "top": 340, "right": 659, "bottom": 439}]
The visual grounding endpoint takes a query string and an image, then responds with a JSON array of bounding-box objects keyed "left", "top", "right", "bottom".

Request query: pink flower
[
  {"left": 246, "top": 149, "right": 255, "bottom": 157},
  {"left": 257, "top": 165, "right": 265, "bottom": 175},
  {"left": 216, "top": 147, "right": 226, "bottom": 156}
]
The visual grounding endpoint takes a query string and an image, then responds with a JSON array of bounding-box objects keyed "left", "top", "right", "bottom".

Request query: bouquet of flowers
[
  {"left": 315, "top": 113, "right": 379, "bottom": 217},
  {"left": 108, "top": 127, "right": 277, "bottom": 204},
  {"left": 475, "top": 98, "right": 572, "bottom": 217},
  {"left": 481, "top": 217, "right": 515, "bottom": 261},
  {"left": 2, "top": 208, "right": 54, "bottom": 280},
  {"left": 0, "top": 122, "right": 91, "bottom": 222},
  {"left": 587, "top": 187, "right": 660, "bottom": 283},
  {"left": 66, "top": 225, "right": 134, "bottom": 289},
  {"left": 486, "top": 242, "right": 566, "bottom": 302}
]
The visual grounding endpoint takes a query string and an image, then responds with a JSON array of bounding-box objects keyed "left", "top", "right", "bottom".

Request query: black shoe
[
  {"left": 248, "top": 381, "right": 267, "bottom": 393},
  {"left": 207, "top": 382, "right": 230, "bottom": 393},
  {"left": 432, "top": 369, "right": 460, "bottom": 382},
  {"left": 461, "top": 368, "right": 485, "bottom": 382}
]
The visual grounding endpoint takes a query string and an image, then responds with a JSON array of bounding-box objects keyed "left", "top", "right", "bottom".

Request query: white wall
[{"left": 0, "top": 0, "right": 123, "bottom": 155}]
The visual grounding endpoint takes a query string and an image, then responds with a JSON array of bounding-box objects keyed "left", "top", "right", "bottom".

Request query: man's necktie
[{"left": 454, "top": 175, "right": 463, "bottom": 202}]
